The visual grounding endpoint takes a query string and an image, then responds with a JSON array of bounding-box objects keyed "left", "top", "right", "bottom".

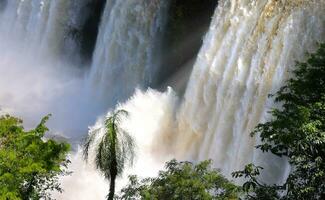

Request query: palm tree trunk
[
  {"left": 107, "top": 173, "right": 116, "bottom": 200},
  {"left": 107, "top": 118, "right": 118, "bottom": 200}
]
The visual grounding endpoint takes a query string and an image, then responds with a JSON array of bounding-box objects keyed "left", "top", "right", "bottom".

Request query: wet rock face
[
  {"left": 79, "top": 0, "right": 107, "bottom": 63},
  {"left": 166, "top": 0, "right": 218, "bottom": 47},
  {"left": 156, "top": 0, "right": 218, "bottom": 87}
]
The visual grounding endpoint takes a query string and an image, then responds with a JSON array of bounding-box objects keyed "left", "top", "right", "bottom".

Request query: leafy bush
[
  {"left": 118, "top": 159, "right": 240, "bottom": 200},
  {"left": 0, "top": 115, "right": 70, "bottom": 200},
  {"left": 234, "top": 44, "right": 325, "bottom": 199}
]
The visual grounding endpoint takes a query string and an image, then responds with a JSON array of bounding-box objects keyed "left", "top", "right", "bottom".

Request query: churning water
[{"left": 0, "top": 0, "right": 324, "bottom": 199}]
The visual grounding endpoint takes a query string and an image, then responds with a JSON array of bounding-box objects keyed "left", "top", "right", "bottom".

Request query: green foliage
[
  {"left": 118, "top": 159, "right": 240, "bottom": 200},
  {"left": 232, "top": 164, "right": 281, "bottom": 200},
  {"left": 83, "top": 110, "right": 135, "bottom": 200},
  {"left": 235, "top": 44, "right": 325, "bottom": 199},
  {"left": 0, "top": 114, "right": 70, "bottom": 200}
]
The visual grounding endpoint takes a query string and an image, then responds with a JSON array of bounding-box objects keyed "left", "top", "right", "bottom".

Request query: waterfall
[
  {"left": 87, "top": 0, "right": 168, "bottom": 106},
  {"left": 0, "top": 0, "right": 169, "bottom": 137},
  {"left": 54, "top": 0, "right": 325, "bottom": 198},
  {"left": 0, "top": 0, "right": 108, "bottom": 137},
  {"left": 0, "top": 0, "right": 86, "bottom": 61},
  {"left": 173, "top": 0, "right": 325, "bottom": 183},
  {"left": 1, "top": 0, "right": 324, "bottom": 199},
  {"left": 0, "top": 0, "right": 82, "bottom": 129},
  {"left": 52, "top": 1, "right": 172, "bottom": 198}
]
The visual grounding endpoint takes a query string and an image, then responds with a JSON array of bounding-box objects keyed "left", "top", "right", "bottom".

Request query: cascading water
[
  {"left": 0, "top": 0, "right": 87, "bottom": 61},
  {"left": 1, "top": 0, "right": 324, "bottom": 199},
  {"left": 52, "top": 0, "right": 325, "bottom": 198},
  {"left": 76, "top": 1, "right": 325, "bottom": 195},
  {"left": 52, "top": 1, "right": 172, "bottom": 198},
  {"left": 87, "top": 0, "right": 168, "bottom": 106},
  {"left": 0, "top": 1, "right": 171, "bottom": 197},
  {"left": 0, "top": 0, "right": 169, "bottom": 137},
  {"left": 0, "top": 0, "right": 90, "bottom": 132},
  {"left": 173, "top": 0, "right": 325, "bottom": 183}
]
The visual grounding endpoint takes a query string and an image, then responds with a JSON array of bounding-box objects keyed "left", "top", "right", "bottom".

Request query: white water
[
  {"left": 1, "top": 0, "right": 325, "bottom": 199},
  {"left": 54, "top": 88, "right": 178, "bottom": 199},
  {"left": 57, "top": 1, "right": 325, "bottom": 198},
  {"left": 173, "top": 0, "right": 325, "bottom": 183},
  {"left": 0, "top": 0, "right": 172, "bottom": 199},
  {"left": 0, "top": 0, "right": 89, "bottom": 134},
  {"left": 0, "top": 0, "right": 89, "bottom": 62},
  {"left": 67, "top": 1, "right": 325, "bottom": 196},
  {"left": 0, "top": 0, "right": 168, "bottom": 136},
  {"left": 87, "top": 0, "right": 168, "bottom": 106}
]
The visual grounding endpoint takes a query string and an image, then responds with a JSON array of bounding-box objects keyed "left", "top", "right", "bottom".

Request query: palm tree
[{"left": 83, "top": 110, "right": 135, "bottom": 200}]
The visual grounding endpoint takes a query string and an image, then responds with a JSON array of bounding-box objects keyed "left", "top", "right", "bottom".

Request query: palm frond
[
  {"left": 83, "top": 131, "right": 97, "bottom": 161},
  {"left": 84, "top": 109, "right": 135, "bottom": 181},
  {"left": 96, "top": 138, "right": 108, "bottom": 174},
  {"left": 120, "top": 130, "right": 135, "bottom": 165},
  {"left": 112, "top": 109, "right": 128, "bottom": 125}
]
